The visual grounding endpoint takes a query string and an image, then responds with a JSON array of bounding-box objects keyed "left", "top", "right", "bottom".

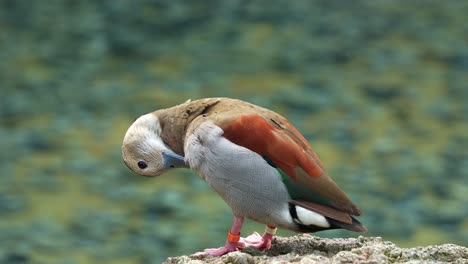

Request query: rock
[{"left": 163, "top": 235, "right": 467, "bottom": 264}]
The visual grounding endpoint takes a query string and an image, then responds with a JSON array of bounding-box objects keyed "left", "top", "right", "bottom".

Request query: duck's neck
[{"left": 154, "top": 98, "right": 221, "bottom": 156}]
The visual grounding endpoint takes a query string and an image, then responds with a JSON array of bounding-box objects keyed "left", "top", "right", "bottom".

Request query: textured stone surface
[{"left": 164, "top": 235, "right": 468, "bottom": 264}]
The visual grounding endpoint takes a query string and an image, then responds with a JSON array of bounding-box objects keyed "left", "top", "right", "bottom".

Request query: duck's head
[{"left": 122, "top": 113, "right": 186, "bottom": 177}]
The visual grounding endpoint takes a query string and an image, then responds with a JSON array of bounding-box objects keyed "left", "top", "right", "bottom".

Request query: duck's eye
[{"left": 137, "top": 161, "right": 148, "bottom": 169}]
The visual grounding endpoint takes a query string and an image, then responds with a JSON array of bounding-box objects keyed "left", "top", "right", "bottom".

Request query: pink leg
[
  {"left": 240, "top": 225, "right": 276, "bottom": 250},
  {"left": 195, "top": 216, "right": 246, "bottom": 256}
]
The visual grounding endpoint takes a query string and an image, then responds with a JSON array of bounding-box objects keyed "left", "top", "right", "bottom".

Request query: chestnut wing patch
[{"left": 221, "top": 114, "right": 362, "bottom": 216}]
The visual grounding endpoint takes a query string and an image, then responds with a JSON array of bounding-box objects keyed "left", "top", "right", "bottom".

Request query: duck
[{"left": 122, "top": 97, "right": 366, "bottom": 256}]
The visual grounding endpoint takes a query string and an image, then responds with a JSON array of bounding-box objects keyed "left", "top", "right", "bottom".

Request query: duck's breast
[{"left": 184, "top": 121, "right": 293, "bottom": 227}]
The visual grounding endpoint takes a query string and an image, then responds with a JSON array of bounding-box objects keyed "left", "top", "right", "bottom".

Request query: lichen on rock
[{"left": 164, "top": 235, "right": 467, "bottom": 264}]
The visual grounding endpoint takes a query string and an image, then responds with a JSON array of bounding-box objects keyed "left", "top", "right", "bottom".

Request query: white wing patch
[{"left": 296, "top": 206, "right": 330, "bottom": 228}]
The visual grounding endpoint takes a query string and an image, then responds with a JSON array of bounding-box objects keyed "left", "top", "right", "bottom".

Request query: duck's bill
[{"left": 163, "top": 151, "right": 188, "bottom": 170}]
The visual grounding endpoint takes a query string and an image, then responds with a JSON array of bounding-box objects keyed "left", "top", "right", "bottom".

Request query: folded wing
[{"left": 221, "top": 114, "right": 362, "bottom": 218}]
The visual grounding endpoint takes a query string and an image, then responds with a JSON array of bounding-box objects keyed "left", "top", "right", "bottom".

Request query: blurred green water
[{"left": 0, "top": 1, "right": 467, "bottom": 263}]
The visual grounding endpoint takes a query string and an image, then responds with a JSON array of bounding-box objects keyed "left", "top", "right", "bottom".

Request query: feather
[
  {"left": 221, "top": 114, "right": 362, "bottom": 216},
  {"left": 290, "top": 199, "right": 352, "bottom": 224}
]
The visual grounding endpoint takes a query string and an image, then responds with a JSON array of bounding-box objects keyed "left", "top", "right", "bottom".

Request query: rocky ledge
[{"left": 164, "top": 235, "right": 467, "bottom": 264}]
